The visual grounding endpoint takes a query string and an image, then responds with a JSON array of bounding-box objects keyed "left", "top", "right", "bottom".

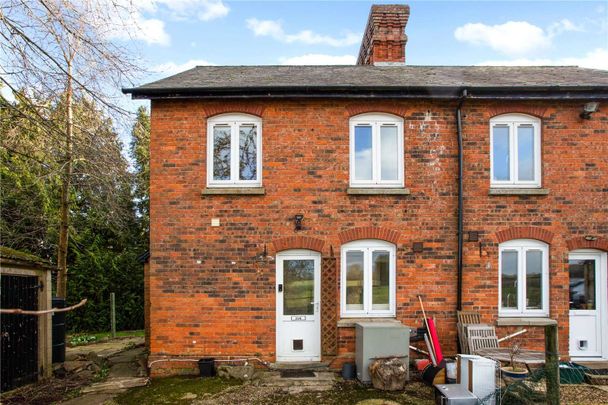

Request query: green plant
[
  {"left": 69, "top": 334, "right": 98, "bottom": 346},
  {"left": 508, "top": 343, "right": 525, "bottom": 372}
]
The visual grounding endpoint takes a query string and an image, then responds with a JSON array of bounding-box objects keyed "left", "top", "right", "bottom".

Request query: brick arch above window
[
  {"left": 566, "top": 236, "right": 608, "bottom": 252},
  {"left": 487, "top": 105, "right": 548, "bottom": 119},
  {"left": 272, "top": 236, "right": 325, "bottom": 253},
  {"left": 345, "top": 105, "right": 407, "bottom": 118},
  {"left": 494, "top": 226, "right": 554, "bottom": 244},
  {"left": 338, "top": 227, "right": 400, "bottom": 245},
  {"left": 204, "top": 103, "right": 265, "bottom": 118}
]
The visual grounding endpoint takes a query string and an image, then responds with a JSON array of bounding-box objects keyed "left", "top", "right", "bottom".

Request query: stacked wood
[{"left": 369, "top": 357, "right": 409, "bottom": 391}]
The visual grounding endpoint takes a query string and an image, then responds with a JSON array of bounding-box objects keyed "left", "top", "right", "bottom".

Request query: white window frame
[
  {"left": 207, "top": 113, "right": 262, "bottom": 187},
  {"left": 349, "top": 113, "right": 404, "bottom": 188},
  {"left": 498, "top": 239, "right": 549, "bottom": 317},
  {"left": 340, "top": 239, "right": 396, "bottom": 317},
  {"left": 490, "top": 114, "right": 541, "bottom": 188}
]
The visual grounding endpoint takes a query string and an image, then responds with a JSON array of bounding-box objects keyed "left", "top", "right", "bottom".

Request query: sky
[{"left": 124, "top": 0, "right": 608, "bottom": 85}]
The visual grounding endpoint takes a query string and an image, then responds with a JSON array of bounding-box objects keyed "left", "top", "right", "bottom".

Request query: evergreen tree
[{"left": 129, "top": 106, "right": 150, "bottom": 244}]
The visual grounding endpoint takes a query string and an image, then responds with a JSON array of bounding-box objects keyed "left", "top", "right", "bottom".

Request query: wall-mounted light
[
  {"left": 584, "top": 235, "right": 597, "bottom": 241},
  {"left": 294, "top": 214, "right": 304, "bottom": 231},
  {"left": 580, "top": 102, "right": 599, "bottom": 119},
  {"left": 413, "top": 242, "right": 424, "bottom": 253}
]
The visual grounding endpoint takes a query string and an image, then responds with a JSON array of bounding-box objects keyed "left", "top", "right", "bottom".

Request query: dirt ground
[{"left": 0, "top": 336, "right": 146, "bottom": 405}]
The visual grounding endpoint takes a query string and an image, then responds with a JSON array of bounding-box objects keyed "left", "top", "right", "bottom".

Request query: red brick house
[{"left": 124, "top": 5, "right": 608, "bottom": 376}]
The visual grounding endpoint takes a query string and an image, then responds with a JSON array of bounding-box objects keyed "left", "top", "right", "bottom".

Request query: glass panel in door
[
  {"left": 526, "top": 250, "right": 543, "bottom": 309},
  {"left": 501, "top": 250, "right": 518, "bottom": 309},
  {"left": 569, "top": 259, "right": 596, "bottom": 310},
  {"left": 372, "top": 251, "right": 390, "bottom": 310},
  {"left": 283, "top": 259, "right": 314, "bottom": 315},
  {"left": 345, "top": 251, "right": 364, "bottom": 311}
]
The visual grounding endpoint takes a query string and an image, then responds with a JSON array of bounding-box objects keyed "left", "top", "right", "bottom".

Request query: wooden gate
[{"left": 1, "top": 274, "right": 39, "bottom": 392}]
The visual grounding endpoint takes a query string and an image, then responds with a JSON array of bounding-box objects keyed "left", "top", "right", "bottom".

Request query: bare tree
[{"left": 1, "top": 0, "right": 142, "bottom": 297}]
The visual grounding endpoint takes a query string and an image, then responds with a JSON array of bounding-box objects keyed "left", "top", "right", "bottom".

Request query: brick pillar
[{"left": 357, "top": 4, "right": 410, "bottom": 66}]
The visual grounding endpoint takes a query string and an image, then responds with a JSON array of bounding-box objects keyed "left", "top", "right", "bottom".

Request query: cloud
[
  {"left": 246, "top": 18, "right": 360, "bottom": 47},
  {"left": 454, "top": 19, "right": 582, "bottom": 57},
  {"left": 115, "top": 14, "right": 170, "bottom": 46},
  {"left": 195, "top": 0, "right": 230, "bottom": 21},
  {"left": 478, "top": 48, "right": 608, "bottom": 70},
  {"left": 152, "top": 59, "right": 215, "bottom": 75},
  {"left": 280, "top": 54, "right": 356, "bottom": 65},
  {"left": 102, "top": 0, "right": 229, "bottom": 46}
]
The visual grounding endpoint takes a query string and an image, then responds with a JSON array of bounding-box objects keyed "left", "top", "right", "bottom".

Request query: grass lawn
[
  {"left": 113, "top": 376, "right": 434, "bottom": 405},
  {"left": 68, "top": 329, "right": 144, "bottom": 346},
  {"left": 115, "top": 377, "right": 241, "bottom": 405}
]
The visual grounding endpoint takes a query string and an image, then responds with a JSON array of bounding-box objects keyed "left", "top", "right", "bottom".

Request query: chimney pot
[{"left": 357, "top": 4, "right": 410, "bottom": 66}]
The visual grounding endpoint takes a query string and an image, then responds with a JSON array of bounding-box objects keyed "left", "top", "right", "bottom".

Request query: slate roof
[{"left": 124, "top": 65, "right": 608, "bottom": 99}]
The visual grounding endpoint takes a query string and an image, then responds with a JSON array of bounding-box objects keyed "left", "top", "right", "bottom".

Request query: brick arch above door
[
  {"left": 271, "top": 236, "right": 325, "bottom": 253},
  {"left": 338, "top": 226, "right": 401, "bottom": 245},
  {"left": 566, "top": 236, "right": 608, "bottom": 252},
  {"left": 494, "top": 226, "right": 554, "bottom": 244}
]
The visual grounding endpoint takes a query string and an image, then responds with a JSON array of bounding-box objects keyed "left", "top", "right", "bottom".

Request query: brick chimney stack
[{"left": 357, "top": 4, "right": 410, "bottom": 66}]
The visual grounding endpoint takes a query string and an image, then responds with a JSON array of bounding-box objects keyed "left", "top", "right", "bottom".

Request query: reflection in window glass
[
  {"left": 354, "top": 126, "right": 373, "bottom": 181},
  {"left": 526, "top": 250, "right": 542, "bottom": 309},
  {"left": 517, "top": 125, "right": 535, "bottom": 181},
  {"left": 493, "top": 125, "right": 510, "bottom": 181},
  {"left": 213, "top": 125, "right": 231, "bottom": 180},
  {"left": 501, "top": 250, "right": 518, "bottom": 309},
  {"left": 380, "top": 126, "right": 399, "bottom": 181},
  {"left": 569, "top": 259, "right": 596, "bottom": 310},
  {"left": 372, "top": 251, "right": 390, "bottom": 310},
  {"left": 346, "top": 251, "right": 364, "bottom": 310},
  {"left": 283, "top": 260, "right": 314, "bottom": 315},
  {"left": 239, "top": 124, "right": 257, "bottom": 180}
]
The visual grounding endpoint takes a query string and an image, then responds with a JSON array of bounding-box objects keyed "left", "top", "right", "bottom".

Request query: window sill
[
  {"left": 496, "top": 317, "right": 557, "bottom": 326},
  {"left": 337, "top": 317, "right": 399, "bottom": 328},
  {"left": 202, "top": 187, "right": 265, "bottom": 195},
  {"left": 489, "top": 188, "right": 549, "bottom": 196},
  {"left": 347, "top": 188, "right": 411, "bottom": 195}
]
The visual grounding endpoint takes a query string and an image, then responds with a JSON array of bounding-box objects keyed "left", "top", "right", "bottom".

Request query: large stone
[
  {"left": 216, "top": 364, "right": 258, "bottom": 381},
  {"left": 63, "top": 360, "right": 91, "bottom": 373},
  {"left": 369, "top": 358, "right": 408, "bottom": 391},
  {"left": 87, "top": 351, "right": 109, "bottom": 368}
]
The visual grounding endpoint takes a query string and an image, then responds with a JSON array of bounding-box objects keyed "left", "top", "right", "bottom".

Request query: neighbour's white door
[
  {"left": 569, "top": 250, "right": 608, "bottom": 359},
  {"left": 276, "top": 250, "right": 321, "bottom": 362}
]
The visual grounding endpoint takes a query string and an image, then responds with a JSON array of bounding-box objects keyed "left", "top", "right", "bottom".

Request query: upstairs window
[
  {"left": 499, "top": 239, "right": 549, "bottom": 317},
  {"left": 349, "top": 113, "right": 404, "bottom": 188},
  {"left": 490, "top": 114, "right": 541, "bottom": 188},
  {"left": 207, "top": 113, "right": 262, "bottom": 187},
  {"left": 341, "top": 239, "right": 396, "bottom": 317}
]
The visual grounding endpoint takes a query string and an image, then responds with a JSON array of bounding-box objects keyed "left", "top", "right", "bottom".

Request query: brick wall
[{"left": 147, "top": 98, "right": 607, "bottom": 375}]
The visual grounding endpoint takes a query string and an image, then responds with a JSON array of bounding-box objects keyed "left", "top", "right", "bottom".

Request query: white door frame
[
  {"left": 275, "top": 250, "right": 321, "bottom": 362},
  {"left": 568, "top": 249, "right": 608, "bottom": 360}
]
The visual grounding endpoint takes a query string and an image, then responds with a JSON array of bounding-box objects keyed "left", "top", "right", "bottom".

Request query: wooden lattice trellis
[{"left": 321, "top": 257, "right": 338, "bottom": 356}]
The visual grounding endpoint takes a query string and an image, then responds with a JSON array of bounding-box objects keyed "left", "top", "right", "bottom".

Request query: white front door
[
  {"left": 569, "top": 250, "right": 608, "bottom": 359},
  {"left": 276, "top": 250, "right": 321, "bottom": 362}
]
